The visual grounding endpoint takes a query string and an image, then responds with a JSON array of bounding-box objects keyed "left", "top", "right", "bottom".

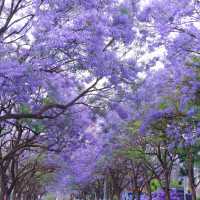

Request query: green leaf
[
  {"left": 159, "top": 102, "right": 168, "bottom": 110},
  {"left": 150, "top": 179, "right": 161, "bottom": 192},
  {"left": 19, "top": 104, "right": 30, "bottom": 114},
  {"left": 32, "top": 122, "right": 45, "bottom": 133},
  {"left": 192, "top": 56, "right": 200, "bottom": 63},
  {"left": 44, "top": 194, "right": 56, "bottom": 200},
  {"left": 120, "top": 7, "right": 129, "bottom": 15},
  {"left": 133, "top": 120, "right": 141, "bottom": 128},
  {"left": 170, "top": 180, "right": 182, "bottom": 188},
  {"left": 43, "top": 96, "right": 54, "bottom": 105},
  {"left": 128, "top": 120, "right": 141, "bottom": 134}
]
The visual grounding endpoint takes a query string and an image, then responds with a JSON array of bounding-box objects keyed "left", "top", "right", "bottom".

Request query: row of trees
[
  {"left": 63, "top": 54, "right": 200, "bottom": 200},
  {"left": 0, "top": 0, "right": 199, "bottom": 200},
  {"left": 66, "top": 123, "right": 200, "bottom": 200},
  {"left": 0, "top": 0, "right": 140, "bottom": 198}
]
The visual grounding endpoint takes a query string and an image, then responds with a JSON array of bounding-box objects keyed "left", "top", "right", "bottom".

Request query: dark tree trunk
[
  {"left": 114, "top": 190, "right": 121, "bottom": 200},
  {"left": 188, "top": 150, "right": 196, "bottom": 200},
  {"left": 136, "top": 191, "right": 141, "bottom": 200},
  {"left": 0, "top": 180, "right": 10, "bottom": 200},
  {"left": 164, "top": 187, "right": 170, "bottom": 200},
  {"left": 162, "top": 170, "right": 171, "bottom": 200},
  {"left": 146, "top": 181, "right": 152, "bottom": 200}
]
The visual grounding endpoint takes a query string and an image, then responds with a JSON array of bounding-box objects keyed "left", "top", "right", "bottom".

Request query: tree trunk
[
  {"left": 164, "top": 170, "right": 171, "bottom": 200},
  {"left": 103, "top": 178, "right": 107, "bottom": 200},
  {"left": 2, "top": 193, "right": 11, "bottom": 200},
  {"left": 164, "top": 187, "right": 170, "bottom": 200},
  {"left": 136, "top": 191, "right": 141, "bottom": 200},
  {"left": 113, "top": 187, "right": 121, "bottom": 200},
  {"left": 146, "top": 181, "right": 152, "bottom": 200},
  {"left": 0, "top": 184, "right": 10, "bottom": 200},
  {"left": 113, "top": 191, "right": 121, "bottom": 200},
  {"left": 188, "top": 150, "right": 196, "bottom": 200}
]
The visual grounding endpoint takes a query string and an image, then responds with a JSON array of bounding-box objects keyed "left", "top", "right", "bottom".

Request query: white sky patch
[{"left": 140, "top": 0, "right": 151, "bottom": 8}]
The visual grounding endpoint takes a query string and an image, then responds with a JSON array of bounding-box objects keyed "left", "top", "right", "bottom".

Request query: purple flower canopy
[{"left": 0, "top": 0, "right": 199, "bottom": 198}]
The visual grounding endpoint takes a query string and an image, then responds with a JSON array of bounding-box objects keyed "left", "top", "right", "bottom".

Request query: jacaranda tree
[{"left": 0, "top": 0, "right": 199, "bottom": 200}]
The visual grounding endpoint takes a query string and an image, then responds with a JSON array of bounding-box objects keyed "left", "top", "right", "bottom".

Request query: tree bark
[
  {"left": 113, "top": 191, "right": 121, "bottom": 200},
  {"left": 136, "top": 191, "right": 141, "bottom": 200},
  {"left": 146, "top": 181, "right": 152, "bottom": 200},
  {"left": 163, "top": 170, "right": 171, "bottom": 200},
  {"left": 164, "top": 187, "right": 170, "bottom": 200},
  {"left": 187, "top": 150, "right": 196, "bottom": 200},
  {"left": 0, "top": 174, "right": 11, "bottom": 200}
]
